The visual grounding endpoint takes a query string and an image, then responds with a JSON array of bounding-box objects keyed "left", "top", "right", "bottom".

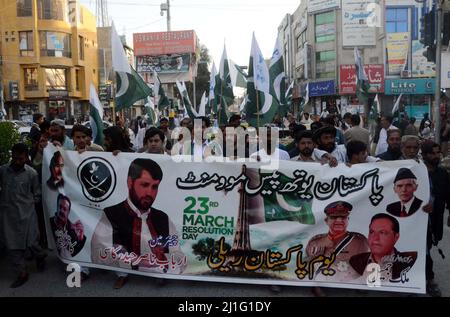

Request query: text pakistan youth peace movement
[{"left": 43, "top": 148, "right": 428, "bottom": 293}]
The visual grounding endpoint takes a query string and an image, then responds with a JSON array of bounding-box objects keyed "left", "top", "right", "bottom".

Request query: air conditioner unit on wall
[{"left": 401, "top": 70, "right": 411, "bottom": 78}]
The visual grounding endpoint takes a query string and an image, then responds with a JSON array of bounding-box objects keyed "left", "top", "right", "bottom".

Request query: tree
[
  {"left": 0, "top": 122, "right": 20, "bottom": 165},
  {"left": 191, "top": 237, "right": 231, "bottom": 261}
]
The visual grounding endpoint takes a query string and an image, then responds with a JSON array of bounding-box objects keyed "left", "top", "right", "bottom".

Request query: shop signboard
[
  {"left": 339, "top": 64, "right": 384, "bottom": 94},
  {"left": 385, "top": 79, "right": 435, "bottom": 95},
  {"left": 309, "top": 80, "right": 335, "bottom": 96}
]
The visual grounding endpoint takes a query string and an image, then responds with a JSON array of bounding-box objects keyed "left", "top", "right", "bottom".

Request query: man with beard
[
  {"left": 46, "top": 151, "right": 64, "bottom": 190},
  {"left": 312, "top": 126, "right": 347, "bottom": 163},
  {"left": 421, "top": 141, "right": 450, "bottom": 297},
  {"left": 0, "top": 143, "right": 47, "bottom": 288},
  {"left": 291, "top": 130, "right": 337, "bottom": 166},
  {"left": 49, "top": 119, "right": 74, "bottom": 150},
  {"left": 376, "top": 129, "right": 402, "bottom": 161},
  {"left": 400, "top": 135, "right": 421, "bottom": 162},
  {"left": 91, "top": 159, "right": 186, "bottom": 279}
]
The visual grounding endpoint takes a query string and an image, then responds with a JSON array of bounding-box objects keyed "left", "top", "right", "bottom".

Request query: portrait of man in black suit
[
  {"left": 350, "top": 213, "right": 417, "bottom": 282},
  {"left": 50, "top": 194, "right": 86, "bottom": 258},
  {"left": 91, "top": 158, "right": 186, "bottom": 274},
  {"left": 386, "top": 168, "right": 423, "bottom": 217}
]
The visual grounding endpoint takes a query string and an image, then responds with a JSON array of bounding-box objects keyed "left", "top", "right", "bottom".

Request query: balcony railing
[{"left": 40, "top": 49, "right": 71, "bottom": 58}]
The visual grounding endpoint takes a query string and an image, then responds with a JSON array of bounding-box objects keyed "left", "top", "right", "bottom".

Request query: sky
[{"left": 79, "top": 0, "right": 299, "bottom": 68}]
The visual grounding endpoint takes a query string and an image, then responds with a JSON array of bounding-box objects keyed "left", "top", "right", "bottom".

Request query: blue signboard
[
  {"left": 309, "top": 80, "right": 335, "bottom": 97},
  {"left": 385, "top": 78, "right": 436, "bottom": 95}
]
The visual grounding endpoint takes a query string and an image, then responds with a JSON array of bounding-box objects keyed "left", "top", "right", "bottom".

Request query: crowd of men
[{"left": 0, "top": 110, "right": 449, "bottom": 296}]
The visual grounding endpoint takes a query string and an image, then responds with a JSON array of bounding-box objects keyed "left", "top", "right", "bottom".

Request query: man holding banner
[{"left": 91, "top": 158, "right": 186, "bottom": 274}]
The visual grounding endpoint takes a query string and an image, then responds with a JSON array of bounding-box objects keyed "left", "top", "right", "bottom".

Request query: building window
[
  {"left": 297, "top": 31, "right": 306, "bottom": 50},
  {"left": 17, "top": 0, "right": 32, "bottom": 17},
  {"left": 19, "top": 31, "right": 34, "bottom": 56},
  {"left": 316, "top": 50, "right": 336, "bottom": 62},
  {"left": 75, "top": 69, "right": 80, "bottom": 91},
  {"left": 79, "top": 36, "right": 84, "bottom": 60},
  {"left": 37, "top": 0, "right": 69, "bottom": 22},
  {"left": 386, "top": 8, "right": 408, "bottom": 33},
  {"left": 79, "top": 7, "right": 83, "bottom": 24},
  {"left": 45, "top": 68, "right": 67, "bottom": 90},
  {"left": 316, "top": 50, "right": 336, "bottom": 79},
  {"left": 40, "top": 31, "right": 71, "bottom": 58},
  {"left": 315, "top": 11, "right": 336, "bottom": 43},
  {"left": 24, "top": 68, "right": 39, "bottom": 91}
]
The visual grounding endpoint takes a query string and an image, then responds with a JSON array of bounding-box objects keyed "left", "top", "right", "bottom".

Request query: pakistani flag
[
  {"left": 152, "top": 70, "right": 170, "bottom": 111},
  {"left": 229, "top": 59, "right": 248, "bottom": 88},
  {"left": 285, "top": 81, "right": 294, "bottom": 106},
  {"left": 176, "top": 81, "right": 198, "bottom": 119},
  {"left": 217, "top": 45, "right": 234, "bottom": 125},
  {"left": 89, "top": 84, "right": 104, "bottom": 146},
  {"left": 111, "top": 22, "right": 151, "bottom": 111},
  {"left": 392, "top": 93, "right": 403, "bottom": 116},
  {"left": 369, "top": 93, "right": 381, "bottom": 121},
  {"left": 269, "top": 36, "right": 286, "bottom": 104},
  {"left": 208, "top": 62, "right": 219, "bottom": 115},
  {"left": 144, "top": 97, "right": 158, "bottom": 126},
  {"left": 354, "top": 47, "right": 370, "bottom": 106},
  {"left": 197, "top": 92, "right": 208, "bottom": 117},
  {"left": 258, "top": 171, "right": 315, "bottom": 225},
  {"left": 244, "top": 33, "right": 278, "bottom": 127}
]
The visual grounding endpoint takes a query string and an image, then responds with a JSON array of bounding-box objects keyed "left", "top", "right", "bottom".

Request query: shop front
[
  {"left": 385, "top": 78, "right": 436, "bottom": 121},
  {"left": 47, "top": 89, "right": 70, "bottom": 121},
  {"left": 339, "top": 64, "right": 385, "bottom": 115},
  {"left": 308, "top": 80, "right": 337, "bottom": 115}
]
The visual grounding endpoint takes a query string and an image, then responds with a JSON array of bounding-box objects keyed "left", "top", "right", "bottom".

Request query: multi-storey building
[
  {"left": 0, "top": 0, "right": 98, "bottom": 122},
  {"left": 281, "top": 0, "right": 437, "bottom": 121}
]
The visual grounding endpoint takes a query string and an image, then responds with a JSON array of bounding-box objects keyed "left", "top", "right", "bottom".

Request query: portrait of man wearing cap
[
  {"left": 386, "top": 168, "right": 423, "bottom": 218},
  {"left": 306, "top": 201, "right": 369, "bottom": 281}
]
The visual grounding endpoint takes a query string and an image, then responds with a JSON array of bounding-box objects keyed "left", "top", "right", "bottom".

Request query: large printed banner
[
  {"left": 341, "top": 0, "right": 376, "bottom": 46},
  {"left": 43, "top": 147, "right": 429, "bottom": 293},
  {"left": 133, "top": 30, "right": 197, "bottom": 56},
  {"left": 339, "top": 64, "right": 384, "bottom": 94},
  {"left": 136, "top": 54, "right": 191, "bottom": 74},
  {"left": 386, "top": 32, "right": 409, "bottom": 76}
]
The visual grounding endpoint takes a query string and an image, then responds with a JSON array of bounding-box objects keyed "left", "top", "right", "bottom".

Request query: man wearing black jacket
[
  {"left": 421, "top": 141, "right": 450, "bottom": 297},
  {"left": 376, "top": 129, "right": 402, "bottom": 161},
  {"left": 91, "top": 158, "right": 185, "bottom": 276}
]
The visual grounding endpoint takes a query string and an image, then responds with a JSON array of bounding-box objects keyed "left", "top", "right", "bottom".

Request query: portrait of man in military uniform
[
  {"left": 306, "top": 201, "right": 369, "bottom": 281},
  {"left": 386, "top": 168, "right": 423, "bottom": 218},
  {"left": 350, "top": 213, "right": 417, "bottom": 283}
]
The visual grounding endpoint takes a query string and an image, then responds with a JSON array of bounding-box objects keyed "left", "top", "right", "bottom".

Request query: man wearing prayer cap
[
  {"left": 386, "top": 168, "right": 423, "bottom": 218},
  {"left": 306, "top": 201, "right": 369, "bottom": 281}
]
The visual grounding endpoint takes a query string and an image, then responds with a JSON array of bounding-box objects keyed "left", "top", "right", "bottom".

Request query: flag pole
[
  {"left": 219, "top": 84, "right": 223, "bottom": 125},
  {"left": 256, "top": 90, "right": 260, "bottom": 129}
]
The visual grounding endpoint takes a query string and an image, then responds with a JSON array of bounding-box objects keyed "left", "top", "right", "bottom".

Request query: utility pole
[
  {"left": 434, "top": 0, "right": 443, "bottom": 144},
  {"left": 160, "top": 0, "right": 171, "bottom": 32}
]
